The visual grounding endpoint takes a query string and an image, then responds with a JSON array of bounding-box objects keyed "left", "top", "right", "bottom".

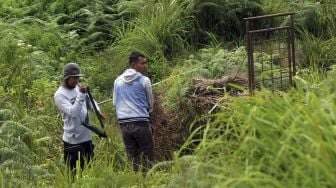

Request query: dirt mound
[
  {"left": 150, "top": 92, "right": 182, "bottom": 161},
  {"left": 151, "top": 74, "right": 248, "bottom": 161}
]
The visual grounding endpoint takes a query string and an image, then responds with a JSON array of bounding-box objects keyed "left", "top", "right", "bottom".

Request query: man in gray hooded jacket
[{"left": 113, "top": 52, "right": 154, "bottom": 172}]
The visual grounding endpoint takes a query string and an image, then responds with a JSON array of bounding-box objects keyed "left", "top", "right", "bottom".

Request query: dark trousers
[
  {"left": 63, "top": 140, "right": 94, "bottom": 173},
  {"left": 120, "top": 121, "right": 154, "bottom": 172}
]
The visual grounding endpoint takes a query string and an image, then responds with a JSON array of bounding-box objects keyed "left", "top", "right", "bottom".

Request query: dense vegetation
[{"left": 1, "top": 0, "right": 336, "bottom": 187}]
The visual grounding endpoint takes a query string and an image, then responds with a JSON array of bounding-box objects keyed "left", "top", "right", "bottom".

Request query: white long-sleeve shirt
[{"left": 54, "top": 85, "right": 92, "bottom": 144}]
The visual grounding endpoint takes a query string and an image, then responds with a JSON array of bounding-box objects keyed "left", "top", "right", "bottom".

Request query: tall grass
[
  {"left": 150, "top": 67, "right": 336, "bottom": 187},
  {"left": 111, "top": 0, "right": 194, "bottom": 82},
  {"left": 299, "top": 32, "right": 336, "bottom": 70},
  {"left": 189, "top": 0, "right": 264, "bottom": 43},
  {"left": 1, "top": 0, "right": 336, "bottom": 187}
]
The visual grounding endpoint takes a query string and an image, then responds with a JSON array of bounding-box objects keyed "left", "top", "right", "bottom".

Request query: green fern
[
  {"left": 11, "top": 16, "right": 48, "bottom": 26},
  {"left": 53, "top": 14, "right": 71, "bottom": 25},
  {"left": 0, "top": 109, "right": 12, "bottom": 122},
  {"left": 1, "top": 121, "right": 33, "bottom": 136},
  {"left": 0, "top": 148, "right": 32, "bottom": 165},
  {"left": 0, "top": 139, "right": 9, "bottom": 148},
  {"left": 190, "top": 0, "right": 264, "bottom": 42},
  {"left": 5, "top": 136, "right": 32, "bottom": 153}
]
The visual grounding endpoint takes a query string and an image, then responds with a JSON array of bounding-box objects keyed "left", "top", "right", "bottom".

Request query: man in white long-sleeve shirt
[{"left": 54, "top": 63, "right": 105, "bottom": 173}]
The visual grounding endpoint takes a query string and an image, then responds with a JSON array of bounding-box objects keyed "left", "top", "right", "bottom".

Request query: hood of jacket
[{"left": 121, "top": 69, "right": 142, "bottom": 84}]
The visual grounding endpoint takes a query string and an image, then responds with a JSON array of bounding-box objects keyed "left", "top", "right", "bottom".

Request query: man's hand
[{"left": 79, "top": 84, "right": 90, "bottom": 93}]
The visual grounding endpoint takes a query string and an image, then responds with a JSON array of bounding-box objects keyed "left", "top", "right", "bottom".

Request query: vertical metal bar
[
  {"left": 278, "top": 30, "right": 283, "bottom": 90},
  {"left": 251, "top": 32, "right": 255, "bottom": 90},
  {"left": 260, "top": 38, "right": 264, "bottom": 87},
  {"left": 270, "top": 46, "right": 274, "bottom": 91},
  {"left": 246, "top": 20, "right": 253, "bottom": 94},
  {"left": 290, "top": 14, "right": 296, "bottom": 79},
  {"left": 287, "top": 27, "right": 293, "bottom": 87}
]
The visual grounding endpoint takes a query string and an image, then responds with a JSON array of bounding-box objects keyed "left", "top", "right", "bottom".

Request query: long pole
[{"left": 87, "top": 90, "right": 105, "bottom": 129}]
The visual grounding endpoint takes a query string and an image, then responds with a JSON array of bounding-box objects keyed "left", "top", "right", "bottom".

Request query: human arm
[
  {"left": 54, "top": 92, "right": 86, "bottom": 118},
  {"left": 143, "top": 77, "right": 154, "bottom": 112},
  {"left": 112, "top": 79, "right": 117, "bottom": 107}
]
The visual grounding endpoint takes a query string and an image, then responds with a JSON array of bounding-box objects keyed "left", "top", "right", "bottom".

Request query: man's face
[
  {"left": 132, "top": 57, "right": 148, "bottom": 74},
  {"left": 65, "top": 76, "right": 80, "bottom": 89}
]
